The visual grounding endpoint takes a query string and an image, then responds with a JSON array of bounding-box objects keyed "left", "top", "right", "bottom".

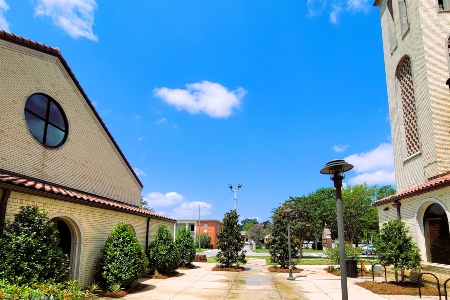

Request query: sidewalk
[{"left": 101, "top": 259, "right": 440, "bottom": 300}]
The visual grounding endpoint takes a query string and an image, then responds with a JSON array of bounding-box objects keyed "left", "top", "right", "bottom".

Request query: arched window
[
  {"left": 387, "top": 0, "right": 397, "bottom": 51},
  {"left": 397, "top": 57, "right": 420, "bottom": 158},
  {"left": 398, "top": 0, "right": 409, "bottom": 36}
]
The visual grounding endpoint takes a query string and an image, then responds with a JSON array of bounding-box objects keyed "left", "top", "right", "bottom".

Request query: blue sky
[{"left": 0, "top": 0, "right": 395, "bottom": 222}]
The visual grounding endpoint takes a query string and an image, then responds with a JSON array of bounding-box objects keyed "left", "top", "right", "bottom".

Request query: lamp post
[
  {"left": 228, "top": 183, "right": 242, "bottom": 211},
  {"left": 283, "top": 208, "right": 295, "bottom": 281},
  {"left": 320, "top": 159, "right": 353, "bottom": 300}
]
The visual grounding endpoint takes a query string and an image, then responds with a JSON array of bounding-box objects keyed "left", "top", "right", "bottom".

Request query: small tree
[
  {"left": 268, "top": 207, "right": 300, "bottom": 268},
  {"left": 215, "top": 210, "right": 247, "bottom": 268},
  {"left": 373, "top": 219, "right": 422, "bottom": 282},
  {"left": 197, "top": 233, "right": 212, "bottom": 249},
  {"left": 324, "top": 240, "right": 361, "bottom": 265},
  {"left": 176, "top": 227, "right": 196, "bottom": 267},
  {"left": 247, "top": 224, "right": 266, "bottom": 248},
  {"left": 0, "top": 206, "right": 69, "bottom": 284},
  {"left": 148, "top": 225, "right": 180, "bottom": 274},
  {"left": 94, "top": 222, "right": 148, "bottom": 289}
]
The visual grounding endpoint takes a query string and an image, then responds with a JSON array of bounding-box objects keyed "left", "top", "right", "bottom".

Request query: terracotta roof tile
[
  {"left": 374, "top": 173, "right": 450, "bottom": 206},
  {"left": 0, "top": 171, "right": 174, "bottom": 221}
]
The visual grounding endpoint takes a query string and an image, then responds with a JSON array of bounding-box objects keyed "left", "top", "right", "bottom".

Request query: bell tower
[{"left": 375, "top": 0, "right": 450, "bottom": 192}]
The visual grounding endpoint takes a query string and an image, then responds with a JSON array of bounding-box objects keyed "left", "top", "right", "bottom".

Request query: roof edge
[
  {"left": 0, "top": 30, "right": 143, "bottom": 188},
  {"left": 0, "top": 170, "right": 174, "bottom": 222},
  {"left": 373, "top": 173, "right": 450, "bottom": 207}
]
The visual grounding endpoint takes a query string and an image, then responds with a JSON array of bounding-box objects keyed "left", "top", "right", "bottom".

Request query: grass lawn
[
  {"left": 208, "top": 256, "right": 330, "bottom": 265},
  {"left": 196, "top": 249, "right": 209, "bottom": 252},
  {"left": 252, "top": 248, "right": 323, "bottom": 254}
]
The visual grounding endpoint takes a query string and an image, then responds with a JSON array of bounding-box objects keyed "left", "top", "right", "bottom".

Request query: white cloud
[
  {"left": 154, "top": 81, "right": 246, "bottom": 118},
  {"left": 173, "top": 124, "right": 178, "bottom": 130},
  {"left": 344, "top": 143, "right": 395, "bottom": 186},
  {"left": 143, "top": 192, "right": 184, "bottom": 208},
  {"left": 0, "top": 0, "right": 9, "bottom": 31},
  {"left": 346, "top": 0, "right": 370, "bottom": 12},
  {"left": 329, "top": 4, "right": 342, "bottom": 24},
  {"left": 307, "top": 0, "right": 370, "bottom": 24},
  {"left": 171, "top": 201, "right": 212, "bottom": 218},
  {"left": 333, "top": 144, "right": 349, "bottom": 153},
  {"left": 133, "top": 167, "right": 146, "bottom": 177},
  {"left": 347, "top": 170, "right": 395, "bottom": 185},
  {"left": 156, "top": 118, "right": 167, "bottom": 125},
  {"left": 34, "top": 0, "right": 98, "bottom": 41},
  {"left": 306, "top": 0, "right": 327, "bottom": 17}
]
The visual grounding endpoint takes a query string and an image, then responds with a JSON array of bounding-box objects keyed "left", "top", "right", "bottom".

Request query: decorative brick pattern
[
  {"left": 397, "top": 57, "right": 420, "bottom": 157},
  {"left": 3, "top": 191, "right": 174, "bottom": 287},
  {"left": 0, "top": 40, "right": 141, "bottom": 205}
]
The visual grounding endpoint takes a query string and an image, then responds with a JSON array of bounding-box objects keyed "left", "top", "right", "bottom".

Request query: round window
[{"left": 24, "top": 93, "right": 68, "bottom": 147}]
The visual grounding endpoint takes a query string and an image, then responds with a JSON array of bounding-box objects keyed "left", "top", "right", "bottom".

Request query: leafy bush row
[{"left": 0, "top": 280, "right": 97, "bottom": 300}]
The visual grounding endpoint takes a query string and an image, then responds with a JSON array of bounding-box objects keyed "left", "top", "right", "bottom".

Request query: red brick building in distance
[{"left": 175, "top": 219, "right": 222, "bottom": 249}]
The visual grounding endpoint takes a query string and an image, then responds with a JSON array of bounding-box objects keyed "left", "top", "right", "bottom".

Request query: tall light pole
[
  {"left": 320, "top": 159, "right": 353, "bottom": 300},
  {"left": 228, "top": 183, "right": 242, "bottom": 210},
  {"left": 283, "top": 208, "right": 295, "bottom": 281}
]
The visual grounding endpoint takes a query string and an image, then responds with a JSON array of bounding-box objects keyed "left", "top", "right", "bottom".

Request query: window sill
[
  {"left": 402, "top": 28, "right": 410, "bottom": 40},
  {"left": 391, "top": 45, "right": 398, "bottom": 56},
  {"left": 403, "top": 151, "right": 421, "bottom": 163}
]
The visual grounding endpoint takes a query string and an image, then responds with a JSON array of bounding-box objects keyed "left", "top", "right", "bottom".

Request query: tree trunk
[{"left": 394, "top": 270, "right": 399, "bottom": 283}]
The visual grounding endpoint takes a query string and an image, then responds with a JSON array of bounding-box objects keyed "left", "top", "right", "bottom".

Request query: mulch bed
[
  {"left": 212, "top": 266, "right": 245, "bottom": 272},
  {"left": 325, "top": 268, "right": 380, "bottom": 278},
  {"left": 178, "top": 263, "right": 197, "bottom": 270},
  {"left": 193, "top": 254, "right": 207, "bottom": 262},
  {"left": 94, "top": 283, "right": 149, "bottom": 298},
  {"left": 142, "top": 271, "right": 179, "bottom": 279},
  {"left": 356, "top": 281, "right": 444, "bottom": 296},
  {"left": 268, "top": 266, "right": 302, "bottom": 273}
]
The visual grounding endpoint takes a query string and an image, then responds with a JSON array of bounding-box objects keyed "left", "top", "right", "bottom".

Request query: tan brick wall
[
  {"left": 377, "top": 0, "right": 450, "bottom": 192},
  {"left": 0, "top": 40, "right": 141, "bottom": 205},
  {"left": 4, "top": 191, "right": 174, "bottom": 287},
  {"left": 377, "top": 187, "right": 450, "bottom": 262}
]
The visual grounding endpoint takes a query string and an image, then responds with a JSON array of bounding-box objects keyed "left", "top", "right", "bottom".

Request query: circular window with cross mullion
[{"left": 24, "top": 93, "right": 68, "bottom": 147}]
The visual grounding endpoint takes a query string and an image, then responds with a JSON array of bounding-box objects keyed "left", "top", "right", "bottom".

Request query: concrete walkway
[{"left": 102, "top": 258, "right": 440, "bottom": 300}]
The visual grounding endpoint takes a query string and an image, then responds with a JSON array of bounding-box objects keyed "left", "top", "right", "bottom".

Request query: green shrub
[
  {"left": 197, "top": 233, "right": 212, "bottom": 249},
  {"left": 94, "top": 222, "right": 148, "bottom": 289},
  {"left": 323, "top": 241, "right": 361, "bottom": 265},
  {"left": 175, "top": 227, "right": 196, "bottom": 267},
  {"left": 147, "top": 225, "right": 180, "bottom": 274},
  {"left": 268, "top": 208, "right": 300, "bottom": 269},
  {"left": 373, "top": 219, "right": 422, "bottom": 282},
  {"left": 0, "top": 279, "right": 97, "bottom": 300},
  {"left": 0, "top": 206, "right": 69, "bottom": 284},
  {"left": 215, "top": 210, "right": 247, "bottom": 268}
]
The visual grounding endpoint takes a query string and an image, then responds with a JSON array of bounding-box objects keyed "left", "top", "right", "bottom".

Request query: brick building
[
  {"left": 175, "top": 219, "right": 222, "bottom": 248},
  {"left": 0, "top": 30, "right": 175, "bottom": 286},
  {"left": 373, "top": 0, "right": 450, "bottom": 268}
]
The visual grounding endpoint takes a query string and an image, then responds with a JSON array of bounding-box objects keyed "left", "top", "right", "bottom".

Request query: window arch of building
[
  {"left": 387, "top": 0, "right": 397, "bottom": 52},
  {"left": 398, "top": 0, "right": 409, "bottom": 36},
  {"left": 415, "top": 198, "right": 450, "bottom": 264},
  {"left": 124, "top": 222, "right": 137, "bottom": 236},
  {"left": 49, "top": 212, "right": 83, "bottom": 281},
  {"left": 396, "top": 56, "right": 420, "bottom": 158}
]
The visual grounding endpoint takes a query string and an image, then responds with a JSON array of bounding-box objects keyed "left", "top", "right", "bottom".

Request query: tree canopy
[{"left": 241, "top": 218, "right": 259, "bottom": 231}]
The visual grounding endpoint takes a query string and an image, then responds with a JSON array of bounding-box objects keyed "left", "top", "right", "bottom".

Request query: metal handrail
[
  {"left": 418, "top": 272, "right": 441, "bottom": 300},
  {"left": 442, "top": 277, "right": 450, "bottom": 300},
  {"left": 360, "top": 261, "right": 374, "bottom": 278},
  {"left": 371, "top": 263, "right": 387, "bottom": 282}
]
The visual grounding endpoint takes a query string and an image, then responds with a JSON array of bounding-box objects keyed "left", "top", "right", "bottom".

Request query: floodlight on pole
[
  {"left": 228, "top": 184, "right": 242, "bottom": 211},
  {"left": 320, "top": 159, "right": 353, "bottom": 300}
]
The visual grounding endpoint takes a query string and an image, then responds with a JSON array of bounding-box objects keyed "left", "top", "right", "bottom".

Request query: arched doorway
[
  {"left": 56, "top": 219, "right": 72, "bottom": 259},
  {"left": 423, "top": 203, "right": 450, "bottom": 264},
  {"left": 50, "top": 213, "right": 83, "bottom": 281}
]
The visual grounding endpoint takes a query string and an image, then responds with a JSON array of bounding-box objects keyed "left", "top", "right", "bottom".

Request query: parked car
[{"left": 361, "top": 245, "right": 376, "bottom": 255}]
